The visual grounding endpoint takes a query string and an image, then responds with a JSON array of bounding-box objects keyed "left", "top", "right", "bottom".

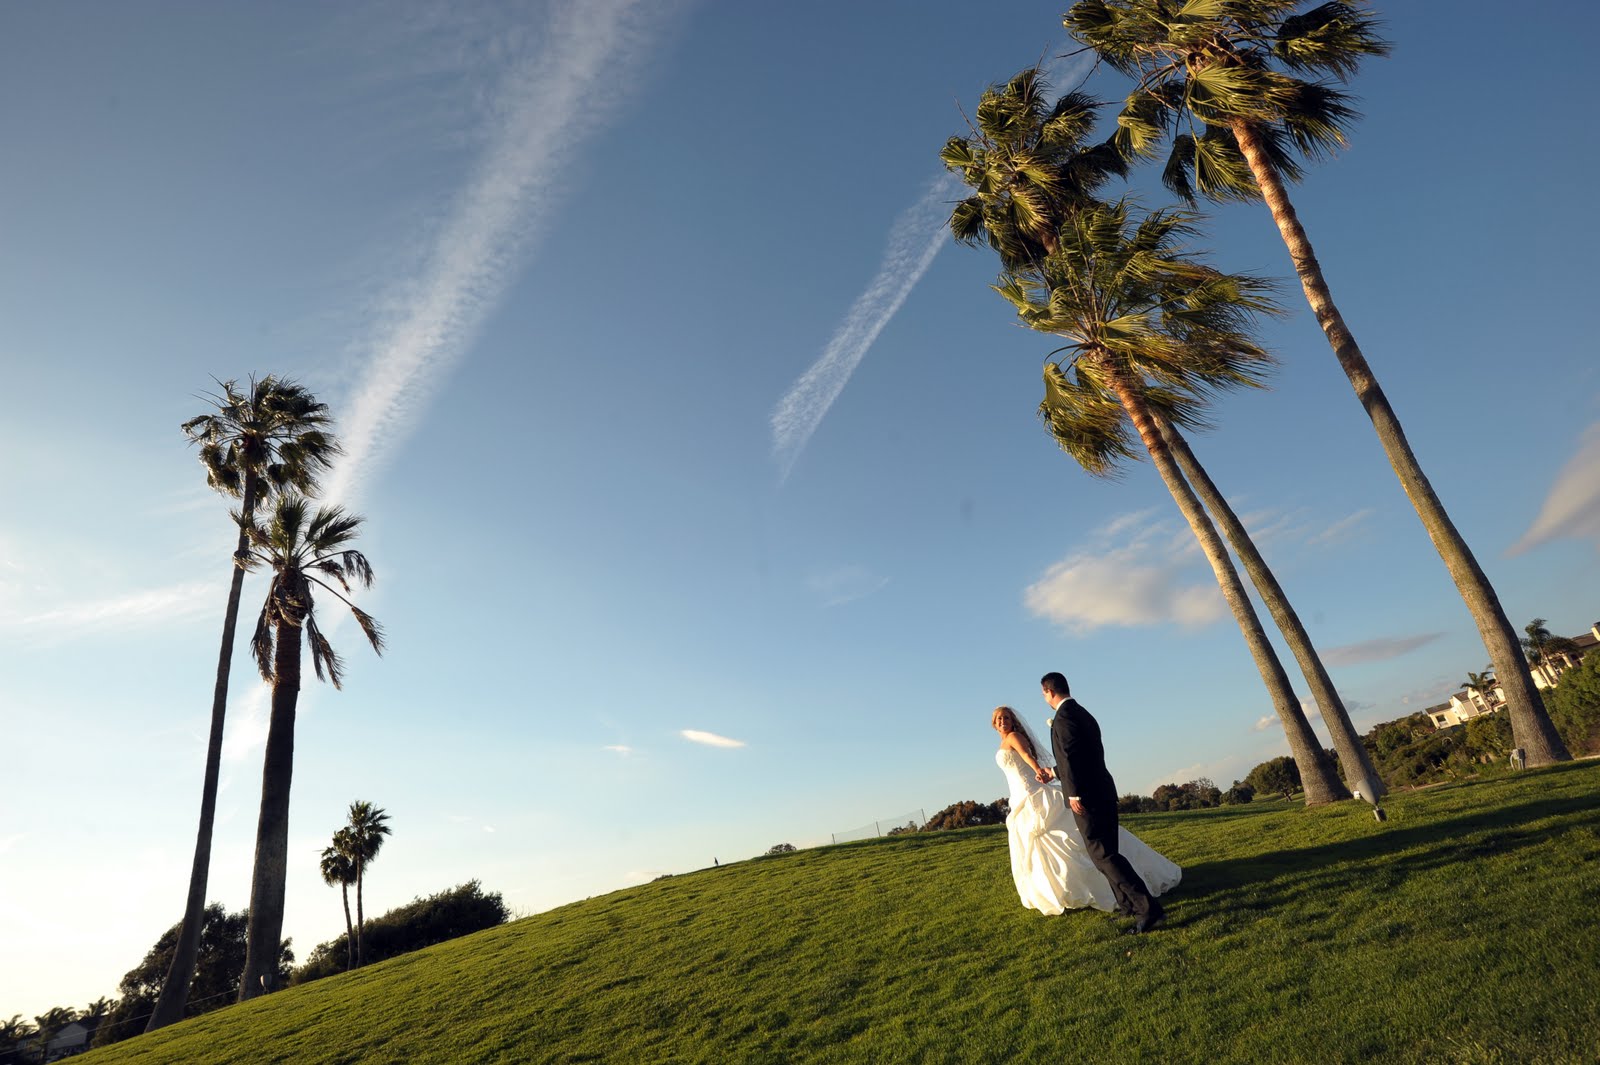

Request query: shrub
[
  {"left": 291, "top": 881, "right": 507, "bottom": 986},
  {"left": 920, "top": 800, "right": 1008, "bottom": 831},
  {"left": 1547, "top": 653, "right": 1600, "bottom": 755}
]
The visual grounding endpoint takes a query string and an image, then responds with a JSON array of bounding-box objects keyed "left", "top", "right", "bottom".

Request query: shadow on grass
[{"left": 1173, "top": 783, "right": 1600, "bottom": 916}]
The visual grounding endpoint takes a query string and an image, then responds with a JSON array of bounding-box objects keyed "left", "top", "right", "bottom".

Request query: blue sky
[{"left": 3, "top": 0, "right": 1598, "bottom": 1020}]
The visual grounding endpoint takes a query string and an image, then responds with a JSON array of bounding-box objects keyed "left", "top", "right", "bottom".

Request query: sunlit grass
[{"left": 87, "top": 761, "right": 1600, "bottom": 1064}]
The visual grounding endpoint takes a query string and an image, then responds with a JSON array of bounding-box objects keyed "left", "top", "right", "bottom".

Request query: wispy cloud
[
  {"left": 323, "top": 0, "right": 675, "bottom": 505},
  {"left": 1397, "top": 674, "right": 1461, "bottom": 709},
  {"left": 1321, "top": 632, "right": 1444, "bottom": 668},
  {"left": 222, "top": 684, "right": 272, "bottom": 764},
  {"left": 769, "top": 174, "right": 957, "bottom": 481},
  {"left": 680, "top": 729, "right": 745, "bottom": 749},
  {"left": 1512, "top": 418, "right": 1600, "bottom": 554},
  {"left": 13, "top": 581, "right": 219, "bottom": 634},
  {"left": 1253, "top": 714, "right": 1278, "bottom": 732},
  {"left": 1305, "top": 507, "right": 1374, "bottom": 548},
  {"left": 767, "top": 51, "right": 1092, "bottom": 481},
  {"left": 1023, "top": 512, "right": 1223, "bottom": 632},
  {"left": 807, "top": 565, "right": 890, "bottom": 608},
  {"left": 603, "top": 744, "right": 633, "bottom": 756}
]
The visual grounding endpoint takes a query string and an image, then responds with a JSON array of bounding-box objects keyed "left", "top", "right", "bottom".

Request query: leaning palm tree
[
  {"left": 319, "top": 830, "right": 358, "bottom": 973},
  {"left": 1152, "top": 413, "right": 1384, "bottom": 799},
  {"left": 344, "top": 801, "right": 392, "bottom": 967},
  {"left": 1039, "top": 371, "right": 1384, "bottom": 798},
  {"left": 1002, "top": 199, "right": 1346, "bottom": 802},
  {"left": 237, "top": 495, "right": 383, "bottom": 1001},
  {"left": 150, "top": 376, "right": 338, "bottom": 1032},
  {"left": 945, "top": 68, "right": 1346, "bottom": 800},
  {"left": 1064, "top": 0, "right": 1569, "bottom": 766},
  {"left": 1050, "top": 374, "right": 1388, "bottom": 800}
]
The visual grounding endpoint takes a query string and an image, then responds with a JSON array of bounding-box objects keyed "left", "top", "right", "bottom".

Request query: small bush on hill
[
  {"left": 291, "top": 881, "right": 507, "bottom": 986},
  {"left": 1245, "top": 756, "right": 1301, "bottom": 799},
  {"left": 920, "top": 800, "right": 1008, "bottom": 831},
  {"left": 1548, "top": 654, "right": 1600, "bottom": 755}
]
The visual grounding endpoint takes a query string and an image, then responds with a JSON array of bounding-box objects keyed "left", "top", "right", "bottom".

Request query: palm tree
[
  {"left": 237, "top": 495, "right": 383, "bottom": 1001},
  {"left": 1064, "top": 0, "right": 1569, "bottom": 766},
  {"left": 150, "top": 376, "right": 338, "bottom": 1031},
  {"left": 343, "top": 801, "right": 393, "bottom": 966},
  {"left": 1463, "top": 667, "right": 1499, "bottom": 714},
  {"left": 319, "top": 830, "right": 358, "bottom": 973},
  {"left": 1522, "top": 619, "right": 1581, "bottom": 688},
  {"left": 31, "top": 1008, "right": 74, "bottom": 1062},
  {"left": 940, "top": 66, "right": 1127, "bottom": 271},
  {"left": 946, "top": 68, "right": 1347, "bottom": 801},
  {"left": 1003, "top": 199, "right": 1346, "bottom": 802}
]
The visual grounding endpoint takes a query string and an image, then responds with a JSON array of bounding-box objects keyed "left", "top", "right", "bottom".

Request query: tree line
[{"left": 941, "top": 0, "right": 1573, "bottom": 811}]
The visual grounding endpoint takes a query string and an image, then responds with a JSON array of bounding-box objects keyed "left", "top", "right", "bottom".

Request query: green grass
[{"left": 87, "top": 762, "right": 1600, "bottom": 1064}]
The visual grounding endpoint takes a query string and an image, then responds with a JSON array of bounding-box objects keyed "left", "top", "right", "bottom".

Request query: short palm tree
[
  {"left": 237, "top": 495, "right": 383, "bottom": 1001},
  {"left": 319, "top": 830, "right": 358, "bottom": 973},
  {"left": 150, "top": 376, "right": 338, "bottom": 1032},
  {"left": 1463, "top": 667, "right": 1499, "bottom": 714},
  {"left": 1004, "top": 198, "right": 1346, "bottom": 802},
  {"left": 1064, "top": 0, "right": 1569, "bottom": 766},
  {"left": 344, "top": 800, "right": 392, "bottom": 967},
  {"left": 1522, "top": 619, "right": 1581, "bottom": 688}
]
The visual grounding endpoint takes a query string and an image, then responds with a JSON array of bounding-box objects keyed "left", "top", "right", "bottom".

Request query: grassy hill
[{"left": 86, "top": 761, "right": 1600, "bottom": 1064}]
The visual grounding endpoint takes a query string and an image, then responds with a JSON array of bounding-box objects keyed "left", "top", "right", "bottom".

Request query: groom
[{"left": 1040, "top": 672, "right": 1165, "bottom": 933}]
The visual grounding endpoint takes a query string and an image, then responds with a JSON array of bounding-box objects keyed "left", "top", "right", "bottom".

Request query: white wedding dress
[{"left": 997, "top": 747, "right": 1182, "bottom": 916}]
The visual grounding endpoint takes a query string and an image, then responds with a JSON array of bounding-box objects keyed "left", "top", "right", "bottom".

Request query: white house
[
  {"left": 1531, "top": 621, "right": 1600, "bottom": 689},
  {"left": 1426, "top": 621, "right": 1600, "bottom": 731},
  {"left": 44, "top": 1020, "right": 99, "bottom": 1061}
]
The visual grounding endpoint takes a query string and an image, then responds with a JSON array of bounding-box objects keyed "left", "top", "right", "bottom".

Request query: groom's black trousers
[{"left": 1073, "top": 805, "right": 1155, "bottom": 918}]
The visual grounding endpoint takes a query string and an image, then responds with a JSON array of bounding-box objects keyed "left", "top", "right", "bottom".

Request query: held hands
[{"left": 1035, "top": 766, "right": 1054, "bottom": 784}]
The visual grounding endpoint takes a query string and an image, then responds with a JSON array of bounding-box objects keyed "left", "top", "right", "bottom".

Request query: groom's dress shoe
[{"left": 1127, "top": 906, "right": 1166, "bottom": 934}]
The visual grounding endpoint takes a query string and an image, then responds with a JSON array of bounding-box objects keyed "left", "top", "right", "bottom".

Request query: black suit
[{"left": 1048, "top": 697, "right": 1157, "bottom": 919}]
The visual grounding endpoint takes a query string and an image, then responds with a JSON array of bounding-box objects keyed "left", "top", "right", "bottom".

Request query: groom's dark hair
[{"left": 1041, "top": 672, "right": 1070, "bottom": 697}]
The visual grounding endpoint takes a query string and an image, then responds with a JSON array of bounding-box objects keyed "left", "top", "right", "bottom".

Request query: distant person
[
  {"left": 1041, "top": 671, "right": 1172, "bottom": 932},
  {"left": 991, "top": 703, "right": 1179, "bottom": 922}
]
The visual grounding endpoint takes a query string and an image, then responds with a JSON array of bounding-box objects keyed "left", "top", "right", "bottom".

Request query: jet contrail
[
  {"left": 768, "top": 51, "right": 1092, "bottom": 482},
  {"left": 325, "top": 0, "right": 675, "bottom": 505},
  {"left": 769, "top": 174, "right": 959, "bottom": 481}
]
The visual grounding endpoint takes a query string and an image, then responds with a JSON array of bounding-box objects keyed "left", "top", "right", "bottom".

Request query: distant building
[
  {"left": 45, "top": 1019, "right": 100, "bottom": 1061},
  {"left": 1426, "top": 621, "right": 1600, "bottom": 730},
  {"left": 1425, "top": 689, "right": 1501, "bottom": 730},
  {"left": 1531, "top": 621, "right": 1600, "bottom": 689}
]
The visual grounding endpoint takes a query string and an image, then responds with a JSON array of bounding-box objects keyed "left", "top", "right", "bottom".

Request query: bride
[{"left": 991, "top": 705, "right": 1181, "bottom": 916}]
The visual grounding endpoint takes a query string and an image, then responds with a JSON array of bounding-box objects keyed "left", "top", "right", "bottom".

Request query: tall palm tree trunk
[
  {"left": 239, "top": 622, "right": 301, "bottom": 1001},
  {"left": 340, "top": 882, "right": 354, "bottom": 972},
  {"left": 355, "top": 857, "right": 366, "bottom": 967},
  {"left": 1155, "top": 414, "right": 1385, "bottom": 800},
  {"left": 1098, "top": 355, "right": 1347, "bottom": 802},
  {"left": 149, "top": 475, "right": 259, "bottom": 1031},
  {"left": 1230, "top": 120, "right": 1569, "bottom": 767}
]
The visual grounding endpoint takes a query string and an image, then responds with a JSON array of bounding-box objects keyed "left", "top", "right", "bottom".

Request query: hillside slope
[{"left": 87, "top": 762, "right": 1600, "bottom": 1064}]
